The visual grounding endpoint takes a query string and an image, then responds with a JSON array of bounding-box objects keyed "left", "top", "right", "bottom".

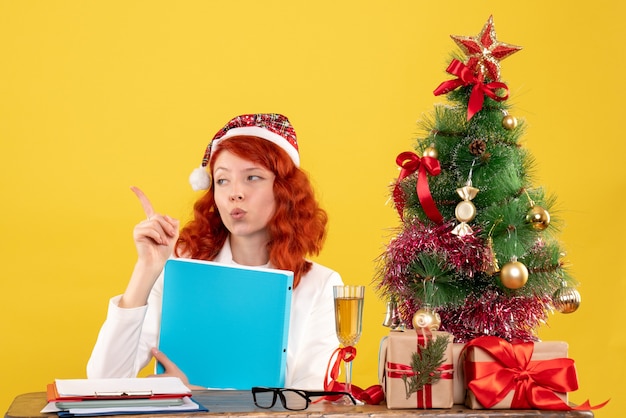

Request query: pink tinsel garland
[{"left": 379, "top": 220, "right": 549, "bottom": 342}]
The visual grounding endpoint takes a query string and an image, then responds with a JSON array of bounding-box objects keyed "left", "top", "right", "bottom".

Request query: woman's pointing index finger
[{"left": 130, "top": 186, "right": 156, "bottom": 220}]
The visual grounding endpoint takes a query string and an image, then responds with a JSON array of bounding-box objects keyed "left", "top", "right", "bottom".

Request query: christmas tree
[{"left": 377, "top": 16, "right": 581, "bottom": 343}]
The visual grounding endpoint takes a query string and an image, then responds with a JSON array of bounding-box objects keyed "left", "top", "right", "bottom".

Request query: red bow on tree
[
  {"left": 433, "top": 59, "right": 509, "bottom": 121},
  {"left": 393, "top": 151, "right": 443, "bottom": 224}
]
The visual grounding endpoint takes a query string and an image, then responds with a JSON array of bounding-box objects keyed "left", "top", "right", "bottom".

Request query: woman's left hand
[{"left": 148, "top": 347, "right": 206, "bottom": 390}]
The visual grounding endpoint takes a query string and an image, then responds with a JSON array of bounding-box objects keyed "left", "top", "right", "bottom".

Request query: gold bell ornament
[
  {"left": 382, "top": 299, "right": 406, "bottom": 330},
  {"left": 485, "top": 236, "right": 501, "bottom": 275}
]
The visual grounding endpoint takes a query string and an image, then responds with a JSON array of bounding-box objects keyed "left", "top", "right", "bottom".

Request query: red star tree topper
[{"left": 451, "top": 15, "right": 522, "bottom": 81}]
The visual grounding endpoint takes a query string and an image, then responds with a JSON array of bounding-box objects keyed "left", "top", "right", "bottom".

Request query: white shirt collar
[{"left": 213, "top": 236, "right": 271, "bottom": 269}]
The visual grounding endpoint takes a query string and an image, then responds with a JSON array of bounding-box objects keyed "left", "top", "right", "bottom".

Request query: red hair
[{"left": 175, "top": 136, "right": 327, "bottom": 288}]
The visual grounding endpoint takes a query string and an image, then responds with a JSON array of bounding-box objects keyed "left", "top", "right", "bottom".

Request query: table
[{"left": 5, "top": 391, "right": 593, "bottom": 418}]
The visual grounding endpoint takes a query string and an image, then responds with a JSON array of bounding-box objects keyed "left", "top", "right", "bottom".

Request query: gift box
[
  {"left": 462, "top": 336, "right": 577, "bottom": 410},
  {"left": 452, "top": 343, "right": 465, "bottom": 405},
  {"left": 379, "top": 330, "right": 454, "bottom": 409}
]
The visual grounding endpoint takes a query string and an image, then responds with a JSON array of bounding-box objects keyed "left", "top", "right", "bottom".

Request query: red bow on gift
[
  {"left": 393, "top": 151, "right": 443, "bottom": 224},
  {"left": 463, "top": 336, "right": 608, "bottom": 411},
  {"left": 322, "top": 346, "right": 385, "bottom": 405},
  {"left": 433, "top": 59, "right": 509, "bottom": 121}
]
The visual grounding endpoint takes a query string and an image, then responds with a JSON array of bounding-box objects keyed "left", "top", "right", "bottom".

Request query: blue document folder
[{"left": 157, "top": 258, "right": 293, "bottom": 390}]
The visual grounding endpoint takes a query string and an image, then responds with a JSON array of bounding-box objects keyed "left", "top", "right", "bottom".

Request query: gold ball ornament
[
  {"left": 502, "top": 114, "right": 518, "bottom": 130},
  {"left": 423, "top": 146, "right": 438, "bottom": 159},
  {"left": 500, "top": 260, "right": 529, "bottom": 289},
  {"left": 553, "top": 286, "right": 581, "bottom": 314},
  {"left": 526, "top": 206, "right": 550, "bottom": 231},
  {"left": 412, "top": 307, "right": 441, "bottom": 331}
]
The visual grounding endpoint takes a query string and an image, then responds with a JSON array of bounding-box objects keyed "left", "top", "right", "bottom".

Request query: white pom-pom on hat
[
  {"left": 189, "top": 165, "right": 212, "bottom": 191},
  {"left": 189, "top": 113, "right": 299, "bottom": 190}
]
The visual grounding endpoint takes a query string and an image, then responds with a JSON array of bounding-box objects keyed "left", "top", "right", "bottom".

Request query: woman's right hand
[
  {"left": 131, "top": 186, "right": 180, "bottom": 268},
  {"left": 119, "top": 187, "right": 180, "bottom": 308}
]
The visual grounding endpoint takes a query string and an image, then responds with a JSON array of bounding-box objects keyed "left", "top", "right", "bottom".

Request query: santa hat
[{"left": 189, "top": 113, "right": 299, "bottom": 190}]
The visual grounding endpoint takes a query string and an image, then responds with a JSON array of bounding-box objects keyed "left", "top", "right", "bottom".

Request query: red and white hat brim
[{"left": 213, "top": 126, "right": 300, "bottom": 167}]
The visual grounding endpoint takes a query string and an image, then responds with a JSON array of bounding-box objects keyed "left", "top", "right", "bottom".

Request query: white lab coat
[{"left": 86, "top": 238, "right": 343, "bottom": 390}]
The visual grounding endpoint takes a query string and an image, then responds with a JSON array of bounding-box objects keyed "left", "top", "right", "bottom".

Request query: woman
[{"left": 87, "top": 113, "right": 343, "bottom": 390}]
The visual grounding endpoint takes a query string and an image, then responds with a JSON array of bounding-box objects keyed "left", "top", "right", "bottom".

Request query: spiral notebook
[{"left": 157, "top": 258, "right": 294, "bottom": 390}]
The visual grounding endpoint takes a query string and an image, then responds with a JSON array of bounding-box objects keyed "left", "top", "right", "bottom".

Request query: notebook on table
[{"left": 157, "top": 258, "right": 294, "bottom": 390}]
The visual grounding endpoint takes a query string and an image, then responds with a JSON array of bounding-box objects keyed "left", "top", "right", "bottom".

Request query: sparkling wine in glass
[{"left": 333, "top": 285, "right": 365, "bottom": 404}]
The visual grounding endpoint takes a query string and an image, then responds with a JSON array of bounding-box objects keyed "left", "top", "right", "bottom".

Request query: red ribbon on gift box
[
  {"left": 387, "top": 362, "right": 453, "bottom": 408},
  {"left": 393, "top": 151, "right": 444, "bottom": 224},
  {"left": 463, "top": 336, "right": 608, "bottom": 411},
  {"left": 386, "top": 331, "right": 453, "bottom": 408},
  {"left": 433, "top": 59, "right": 509, "bottom": 121}
]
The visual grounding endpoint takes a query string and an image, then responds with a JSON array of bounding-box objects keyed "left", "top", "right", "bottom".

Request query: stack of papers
[{"left": 42, "top": 377, "right": 207, "bottom": 416}]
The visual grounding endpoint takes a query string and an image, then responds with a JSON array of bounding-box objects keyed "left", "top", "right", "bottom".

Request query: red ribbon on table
[
  {"left": 393, "top": 151, "right": 443, "bottom": 224},
  {"left": 322, "top": 346, "right": 385, "bottom": 405},
  {"left": 433, "top": 59, "right": 509, "bottom": 121},
  {"left": 462, "top": 336, "right": 609, "bottom": 410}
]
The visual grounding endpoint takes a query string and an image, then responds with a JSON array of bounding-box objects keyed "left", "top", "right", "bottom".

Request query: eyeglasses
[{"left": 251, "top": 387, "right": 357, "bottom": 410}]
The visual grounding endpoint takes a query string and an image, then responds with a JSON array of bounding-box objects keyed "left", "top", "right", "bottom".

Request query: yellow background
[{"left": 1, "top": 1, "right": 624, "bottom": 417}]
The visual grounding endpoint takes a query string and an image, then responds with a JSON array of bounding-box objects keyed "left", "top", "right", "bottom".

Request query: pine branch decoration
[{"left": 402, "top": 335, "right": 449, "bottom": 399}]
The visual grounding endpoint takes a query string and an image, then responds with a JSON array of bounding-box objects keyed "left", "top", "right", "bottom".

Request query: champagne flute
[{"left": 333, "top": 285, "right": 365, "bottom": 405}]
